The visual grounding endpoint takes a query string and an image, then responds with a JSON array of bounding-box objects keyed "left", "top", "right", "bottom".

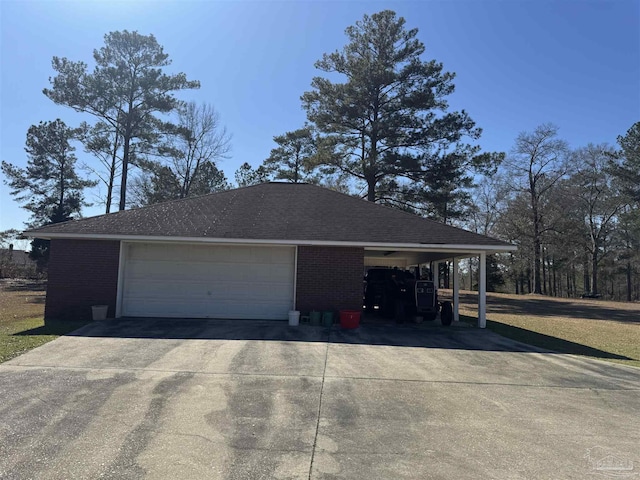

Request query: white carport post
[
  {"left": 433, "top": 261, "right": 439, "bottom": 287},
  {"left": 478, "top": 251, "right": 487, "bottom": 328},
  {"left": 452, "top": 257, "right": 460, "bottom": 322}
]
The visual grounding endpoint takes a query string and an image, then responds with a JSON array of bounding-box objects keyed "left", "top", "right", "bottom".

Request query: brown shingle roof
[{"left": 26, "top": 183, "right": 510, "bottom": 247}]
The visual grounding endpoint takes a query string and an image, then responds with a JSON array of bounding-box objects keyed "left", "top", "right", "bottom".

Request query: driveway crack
[{"left": 308, "top": 329, "right": 331, "bottom": 479}]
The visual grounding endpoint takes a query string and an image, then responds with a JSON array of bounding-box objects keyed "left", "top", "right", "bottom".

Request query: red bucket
[{"left": 339, "top": 310, "right": 361, "bottom": 329}]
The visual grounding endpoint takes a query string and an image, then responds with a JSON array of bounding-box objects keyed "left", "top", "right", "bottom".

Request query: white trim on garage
[
  {"left": 292, "top": 246, "right": 298, "bottom": 311},
  {"left": 115, "top": 241, "right": 126, "bottom": 318},
  {"left": 28, "top": 232, "right": 516, "bottom": 254}
]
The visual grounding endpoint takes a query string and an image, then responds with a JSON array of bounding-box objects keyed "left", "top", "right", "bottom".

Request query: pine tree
[
  {"left": 262, "top": 127, "right": 317, "bottom": 183},
  {"left": 1, "top": 120, "right": 96, "bottom": 268},
  {"left": 301, "top": 10, "right": 490, "bottom": 204},
  {"left": 44, "top": 30, "right": 200, "bottom": 210}
]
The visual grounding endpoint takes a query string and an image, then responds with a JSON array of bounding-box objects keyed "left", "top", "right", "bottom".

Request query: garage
[
  {"left": 31, "top": 182, "right": 515, "bottom": 324},
  {"left": 119, "top": 242, "right": 295, "bottom": 320}
]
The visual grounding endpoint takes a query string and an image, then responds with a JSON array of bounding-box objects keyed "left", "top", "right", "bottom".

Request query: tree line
[
  {"left": 469, "top": 123, "right": 639, "bottom": 302},
  {"left": 2, "top": 11, "right": 638, "bottom": 301}
]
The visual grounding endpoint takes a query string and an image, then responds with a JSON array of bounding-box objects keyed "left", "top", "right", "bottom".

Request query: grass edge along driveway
[
  {"left": 0, "top": 316, "right": 81, "bottom": 364},
  {"left": 0, "top": 280, "right": 80, "bottom": 363}
]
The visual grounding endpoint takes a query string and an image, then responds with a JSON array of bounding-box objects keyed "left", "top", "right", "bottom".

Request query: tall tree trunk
[
  {"left": 583, "top": 253, "right": 590, "bottom": 294},
  {"left": 119, "top": 136, "right": 129, "bottom": 211},
  {"left": 610, "top": 276, "right": 614, "bottom": 299},
  {"left": 294, "top": 150, "right": 300, "bottom": 183},
  {"left": 627, "top": 261, "right": 632, "bottom": 302},
  {"left": 532, "top": 229, "right": 542, "bottom": 293},
  {"left": 58, "top": 159, "right": 65, "bottom": 218},
  {"left": 106, "top": 153, "right": 116, "bottom": 214},
  {"left": 531, "top": 192, "right": 543, "bottom": 294},
  {"left": 119, "top": 100, "right": 133, "bottom": 211},
  {"left": 105, "top": 132, "right": 119, "bottom": 214},
  {"left": 591, "top": 249, "right": 599, "bottom": 296},
  {"left": 106, "top": 170, "right": 114, "bottom": 214},
  {"left": 542, "top": 248, "right": 548, "bottom": 295},
  {"left": 364, "top": 129, "right": 376, "bottom": 202}
]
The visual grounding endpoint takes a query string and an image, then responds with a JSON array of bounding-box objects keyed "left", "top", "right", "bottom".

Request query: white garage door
[{"left": 121, "top": 243, "right": 295, "bottom": 320}]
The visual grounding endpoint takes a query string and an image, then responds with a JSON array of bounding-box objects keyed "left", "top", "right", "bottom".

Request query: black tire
[{"left": 441, "top": 301, "right": 453, "bottom": 326}]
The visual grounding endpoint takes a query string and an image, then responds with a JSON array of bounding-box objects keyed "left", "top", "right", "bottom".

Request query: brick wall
[
  {"left": 296, "top": 246, "right": 364, "bottom": 313},
  {"left": 45, "top": 239, "right": 120, "bottom": 322}
]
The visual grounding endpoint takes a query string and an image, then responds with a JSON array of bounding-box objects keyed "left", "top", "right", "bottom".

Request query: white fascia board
[{"left": 26, "top": 232, "right": 516, "bottom": 253}]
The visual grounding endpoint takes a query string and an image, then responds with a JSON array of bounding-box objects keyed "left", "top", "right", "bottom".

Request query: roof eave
[{"left": 24, "top": 231, "right": 516, "bottom": 254}]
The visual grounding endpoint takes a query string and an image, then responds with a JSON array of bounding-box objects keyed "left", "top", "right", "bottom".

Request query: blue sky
[{"left": 1, "top": 0, "right": 638, "bottom": 232}]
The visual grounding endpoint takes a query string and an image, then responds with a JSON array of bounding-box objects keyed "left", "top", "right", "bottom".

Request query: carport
[{"left": 364, "top": 245, "right": 511, "bottom": 327}]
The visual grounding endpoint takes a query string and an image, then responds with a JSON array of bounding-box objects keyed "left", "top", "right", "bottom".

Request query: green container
[
  {"left": 322, "top": 311, "right": 334, "bottom": 327},
  {"left": 309, "top": 311, "right": 321, "bottom": 326}
]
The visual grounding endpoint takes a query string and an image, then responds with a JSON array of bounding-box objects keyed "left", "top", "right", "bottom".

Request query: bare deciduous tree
[
  {"left": 569, "top": 144, "right": 627, "bottom": 295},
  {"left": 504, "top": 123, "right": 569, "bottom": 294},
  {"left": 168, "top": 102, "right": 231, "bottom": 198}
]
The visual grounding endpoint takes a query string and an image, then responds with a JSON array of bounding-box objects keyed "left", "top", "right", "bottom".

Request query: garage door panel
[
  {"left": 124, "top": 297, "right": 294, "bottom": 317},
  {"left": 126, "top": 261, "right": 293, "bottom": 282},
  {"left": 125, "top": 279, "right": 293, "bottom": 297},
  {"left": 126, "top": 244, "right": 292, "bottom": 263},
  {"left": 126, "top": 260, "right": 265, "bottom": 277},
  {"left": 247, "top": 265, "right": 293, "bottom": 282},
  {"left": 122, "top": 243, "right": 295, "bottom": 320},
  {"left": 125, "top": 264, "right": 294, "bottom": 282},
  {"left": 257, "top": 247, "right": 295, "bottom": 263}
]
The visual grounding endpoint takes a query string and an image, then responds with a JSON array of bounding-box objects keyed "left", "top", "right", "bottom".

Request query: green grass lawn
[
  {"left": 0, "top": 316, "right": 80, "bottom": 363},
  {"left": 456, "top": 291, "right": 640, "bottom": 368},
  {"left": 0, "top": 280, "right": 80, "bottom": 363}
]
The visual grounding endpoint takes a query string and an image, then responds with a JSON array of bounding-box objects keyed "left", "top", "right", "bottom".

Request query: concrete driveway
[{"left": 0, "top": 319, "right": 638, "bottom": 480}]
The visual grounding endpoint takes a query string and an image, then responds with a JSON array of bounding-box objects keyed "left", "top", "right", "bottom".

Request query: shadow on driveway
[{"left": 14, "top": 316, "right": 633, "bottom": 362}]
